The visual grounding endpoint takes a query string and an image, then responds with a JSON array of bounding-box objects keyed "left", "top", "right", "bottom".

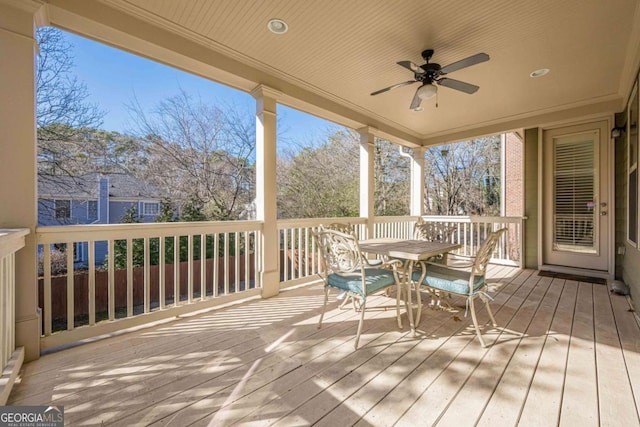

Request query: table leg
[{"left": 404, "top": 260, "right": 416, "bottom": 336}]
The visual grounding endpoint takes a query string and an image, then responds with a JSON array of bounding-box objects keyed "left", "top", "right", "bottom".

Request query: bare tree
[
  {"left": 36, "top": 27, "right": 104, "bottom": 178},
  {"left": 424, "top": 136, "right": 501, "bottom": 215},
  {"left": 374, "top": 139, "right": 410, "bottom": 216},
  {"left": 128, "top": 90, "right": 255, "bottom": 220}
]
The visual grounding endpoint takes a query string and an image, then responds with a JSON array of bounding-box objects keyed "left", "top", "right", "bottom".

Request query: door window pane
[{"left": 553, "top": 136, "right": 596, "bottom": 253}]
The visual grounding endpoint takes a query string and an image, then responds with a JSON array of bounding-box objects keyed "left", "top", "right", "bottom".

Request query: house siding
[
  {"left": 38, "top": 175, "right": 164, "bottom": 268},
  {"left": 108, "top": 200, "right": 158, "bottom": 224},
  {"left": 38, "top": 198, "right": 98, "bottom": 226},
  {"left": 524, "top": 128, "right": 539, "bottom": 269},
  {"left": 616, "top": 106, "right": 640, "bottom": 297}
]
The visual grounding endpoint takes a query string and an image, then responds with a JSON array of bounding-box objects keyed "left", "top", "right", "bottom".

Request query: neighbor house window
[
  {"left": 73, "top": 242, "right": 83, "bottom": 262},
  {"left": 143, "top": 202, "right": 159, "bottom": 216},
  {"left": 55, "top": 200, "right": 71, "bottom": 219},
  {"left": 87, "top": 200, "right": 98, "bottom": 220},
  {"left": 628, "top": 82, "right": 638, "bottom": 246}
]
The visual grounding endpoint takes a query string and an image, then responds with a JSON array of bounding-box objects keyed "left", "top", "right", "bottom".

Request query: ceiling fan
[{"left": 370, "top": 49, "right": 489, "bottom": 110}]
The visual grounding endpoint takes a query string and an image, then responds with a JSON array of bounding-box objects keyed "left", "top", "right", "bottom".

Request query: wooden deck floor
[{"left": 8, "top": 266, "right": 640, "bottom": 426}]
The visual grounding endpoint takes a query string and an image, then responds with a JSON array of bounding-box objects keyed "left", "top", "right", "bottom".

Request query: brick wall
[{"left": 504, "top": 132, "right": 524, "bottom": 216}]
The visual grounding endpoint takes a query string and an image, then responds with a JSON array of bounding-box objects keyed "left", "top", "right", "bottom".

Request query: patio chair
[
  {"left": 315, "top": 227, "right": 403, "bottom": 349},
  {"left": 413, "top": 218, "right": 457, "bottom": 243},
  {"left": 412, "top": 227, "right": 507, "bottom": 347},
  {"left": 321, "top": 222, "right": 378, "bottom": 309},
  {"left": 324, "top": 222, "right": 355, "bottom": 235},
  {"left": 411, "top": 219, "right": 458, "bottom": 307}
]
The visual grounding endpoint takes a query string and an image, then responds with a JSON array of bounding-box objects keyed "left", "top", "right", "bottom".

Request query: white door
[{"left": 543, "top": 121, "right": 609, "bottom": 271}]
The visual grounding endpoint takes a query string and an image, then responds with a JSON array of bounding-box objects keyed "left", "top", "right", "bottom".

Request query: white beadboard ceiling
[{"left": 52, "top": 0, "right": 640, "bottom": 145}]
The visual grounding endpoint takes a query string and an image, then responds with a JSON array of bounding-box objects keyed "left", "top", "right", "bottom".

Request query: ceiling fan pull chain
[{"left": 436, "top": 91, "right": 439, "bottom": 108}]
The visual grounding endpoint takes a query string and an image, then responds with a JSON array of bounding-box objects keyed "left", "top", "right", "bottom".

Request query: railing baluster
[
  {"left": 144, "top": 237, "right": 150, "bottom": 313},
  {"left": 282, "top": 229, "right": 288, "bottom": 282},
  {"left": 234, "top": 231, "right": 240, "bottom": 292},
  {"left": 159, "top": 237, "right": 165, "bottom": 309},
  {"left": 200, "top": 233, "right": 206, "bottom": 301},
  {"left": 311, "top": 228, "right": 317, "bottom": 275},
  {"left": 224, "top": 233, "right": 230, "bottom": 295},
  {"left": 66, "top": 241, "right": 75, "bottom": 329},
  {"left": 244, "top": 231, "right": 249, "bottom": 291},
  {"left": 297, "top": 228, "right": 302, "bottom": 280},
  {"left": 173, "top": 235, "right": 180, "bottom": 305},
  {"left": 107, "top": 239, "right": 114, "bottom": 321},
  {"left": 213, "top": 233, "right": 219, "bottom": 297},
  {"left": 304, "top": 227, "right": 310, "bottom": 277},
  {"left": 43, "top": 244, "right": 52, "bottom": 336},
  {"left": 88, "top": 241, "right": 96, "bottom": 325},
  {"left": 126, "top": 238, "right": 133, "bottom": 317},
  {"left": 187, "top": 234, "right": 193, "bottom": 303}
]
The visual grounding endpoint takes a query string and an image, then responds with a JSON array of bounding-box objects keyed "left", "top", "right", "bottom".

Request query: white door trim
[{"left": 537, "top": 116, "right": 615, "bottom": 279}]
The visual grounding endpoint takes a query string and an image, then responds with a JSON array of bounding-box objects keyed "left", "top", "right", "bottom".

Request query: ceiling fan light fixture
[
  {"left": 412, "top": 106, "right": 424, "bottom": 112},
  {"left": 267, "top": 18, "right": 288, "bottom": 34},
  {"left": 417, "top": 83, "right": 437, "bottom": 99},
  {"left": 530, "top": 68, "right": 550, "bottom": 78}
]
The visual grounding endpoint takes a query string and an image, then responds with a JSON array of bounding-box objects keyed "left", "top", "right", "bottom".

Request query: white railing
[
  {"left": 420, "top": 215, "right": 524, "bottom": 266},
  {"left": 277, "top": 217, "right": 367, "bottom": 288},
  {"left": 36, "top": 221, "right": 262, "bottom": 350},
  {"left": 0, "top": 228, "right": 28, "bottom": 405},
  {"left": 373, "top": 216, "right": 420, "bottom": 239},
  {"left": 35, "top": 215, "right": 523, "bottom": 348},
  {"left": 277, "top": 215, "right": 523, "bottom": 288}
]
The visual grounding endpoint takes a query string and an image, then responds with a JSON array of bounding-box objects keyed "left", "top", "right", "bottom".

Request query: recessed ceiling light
[
  {"left": 530, "top": 68, "right": 550, "bottom": 78},
  {"left": 267, "top": 19, "right": 288, "bottom": 34}
]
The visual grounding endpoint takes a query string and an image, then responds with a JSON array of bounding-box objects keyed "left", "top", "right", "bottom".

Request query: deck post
[
  {"left": 410, "top": 147, "right": 425, "bottom": 217},
  {"left": 0, "top": 0, "right": 45, "bottom": 362},
  {"left": 252, "top": 85, "right": 280, "bottom": 298},
  {"left": 359, "top": 128, "right": 375, "bottom": 239}
]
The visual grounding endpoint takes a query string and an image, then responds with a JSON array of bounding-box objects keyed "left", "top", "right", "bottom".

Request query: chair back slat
[
  {"left": 472, "top": 228, "right": 507, "bottom": 276},
  {"left": 324, "top": 222, "right": 354, "bottom": 235},
  {"left": 315, "top": 227, "right": 364, "bottom": 275},
  {"left": 413, "top": 219, "right": 456, "bottom": 243}
]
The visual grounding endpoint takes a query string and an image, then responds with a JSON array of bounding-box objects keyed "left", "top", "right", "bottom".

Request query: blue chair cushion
[
  {"left": 327, "top": 268, "right": 396, "bottom": 299},
  {"left": 412, "top": 264, "right": 485, "bottom": 295}
]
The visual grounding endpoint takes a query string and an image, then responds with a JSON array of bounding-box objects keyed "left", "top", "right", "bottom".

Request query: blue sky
[{"left": 64, "top": 30, "right": 338, "bottom": 152}]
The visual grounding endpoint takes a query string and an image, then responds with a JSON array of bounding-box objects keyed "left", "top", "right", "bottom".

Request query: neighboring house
[{"left": 38, "top": 173, "right": 167, "bottom": 267}]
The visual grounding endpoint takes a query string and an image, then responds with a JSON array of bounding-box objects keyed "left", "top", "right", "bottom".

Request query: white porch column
[
  {"left": 410, "top": 147, "right": 425, "bottom": 217},
  {"left": 251, "top": 85, "right": 280, "bottom": 298},
  {"left": 0, "top": 0, "right": 44, "bottom": 361},
  {"left": 359, "top": 128, "right": 375, "bottom": 238}
]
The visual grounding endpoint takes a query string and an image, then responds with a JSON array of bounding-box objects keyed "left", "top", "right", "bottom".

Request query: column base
[
  {"left": 260, "top": 270, "right": 280, "bottom": 298},
  {"left": 15, "top": 311, "right": 41, "bottom": 361}
]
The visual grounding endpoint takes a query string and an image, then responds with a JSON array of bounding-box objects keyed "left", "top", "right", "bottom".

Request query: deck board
[
  {"left": 593, "top": 284, "right": 640, "bottom": 426},
  {"left": 7, "top": 266, "right": 640, "bottom": 427},
  {"left": 395, "top": 270, "right": 550, "bottom": 426},
  {"left": 472, "top": 277, "right": 563, "bottom": 427},
  {"left": 609, "top": 289, "right": 640, "bottom": 418},
  {"left": 559, "top": 281, "right": 599, "bottom": 426},
  {"left": 517, "top": 278, "right": 578, "bottom": 426}
]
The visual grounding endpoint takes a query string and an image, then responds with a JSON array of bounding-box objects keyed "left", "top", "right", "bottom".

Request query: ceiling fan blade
[
  {"left": 437, "top": 78, "right": 480, "bottom": 94},
  {"left": 397, "top": 61, "right": 425, "bottom": 73},
  {"left": 370, "top": 80, "right": 417, "bottom": 96},
  {"left": 440, "top": 53, "right": 489, "bottom": 74},
  {"left": 409, "top": 88, "right": 422, "bottom": 110}
]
